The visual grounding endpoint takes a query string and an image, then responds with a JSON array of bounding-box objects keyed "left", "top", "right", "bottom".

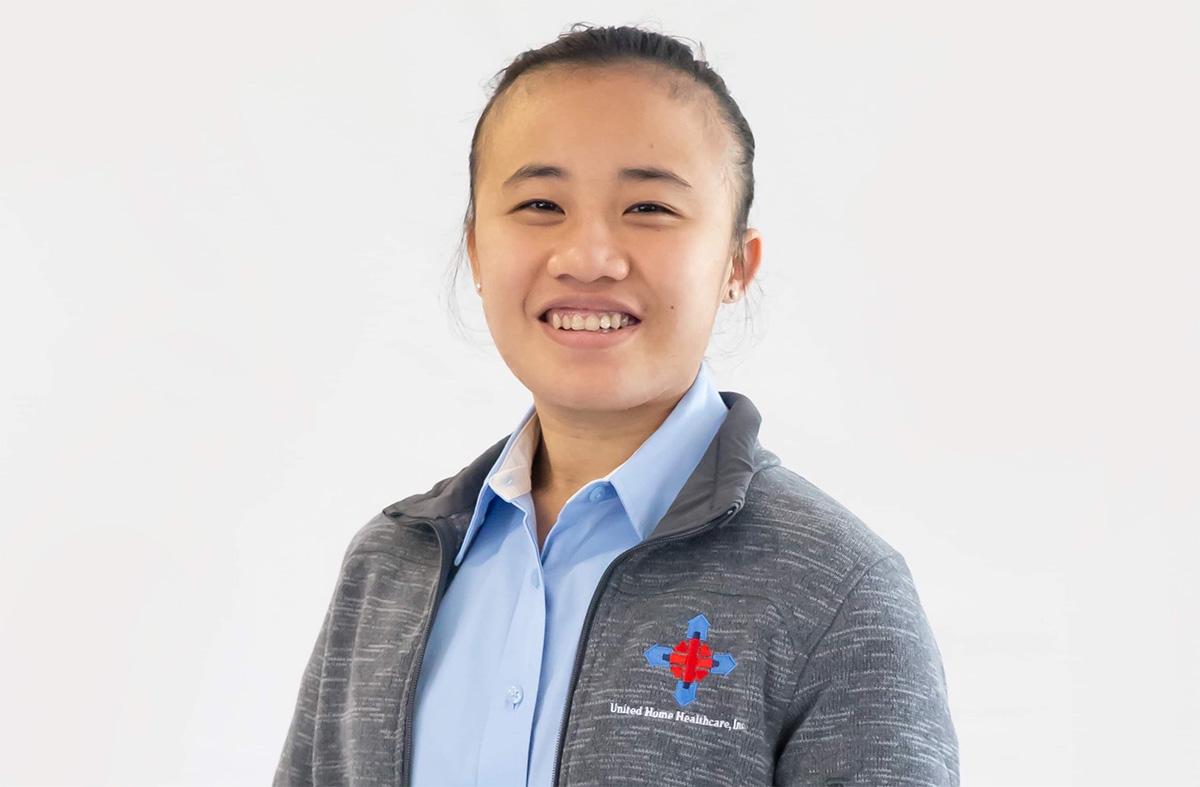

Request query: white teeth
[{"left": 547, "top": 309, "right": 636, "bottom": 332}]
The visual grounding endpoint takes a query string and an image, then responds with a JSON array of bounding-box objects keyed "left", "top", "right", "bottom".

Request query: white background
[{"left": 2, "top": 2, "right": 1197, "bottom": 785}]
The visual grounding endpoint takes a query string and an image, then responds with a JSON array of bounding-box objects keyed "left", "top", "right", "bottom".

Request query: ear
[
  {"left": 729, "top": 227, "right": 763, "bottom": 291},
  {"left": 467, "top": 224, "right": 481, "bottom": 286}
]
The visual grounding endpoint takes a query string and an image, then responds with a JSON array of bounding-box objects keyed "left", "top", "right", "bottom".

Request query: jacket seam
[
  {"left": 397, "top": 550, "right": 445, "bottom": 787},
  {"left": 607, "top": 585, "right": 786, "bottom": 605},
  {"left": 340, "top": 548, "right": 428, "bottom": 562},
  {"left": 782, "top": 551, "right": 898, "bottom": 721},
  {"left": 607, "top": 584, "right": 801, "bottom": 655}
]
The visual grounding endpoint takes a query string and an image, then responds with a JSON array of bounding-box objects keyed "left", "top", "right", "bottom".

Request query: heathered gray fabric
[{"left": 274, "top": 391, "right": 959, "bottom": 786}]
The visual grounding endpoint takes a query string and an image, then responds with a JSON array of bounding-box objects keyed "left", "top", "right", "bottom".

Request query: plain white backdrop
[{"left": 1, "top": 2, "right": 1196, "bottom": 785}]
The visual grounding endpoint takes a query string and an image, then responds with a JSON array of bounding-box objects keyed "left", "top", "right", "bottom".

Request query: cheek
[
  {"left": 646, "top": 261, "right": 719, "bottom": 317},
  {"left": 649, "top": 279, "right": 724, "bottom": 349},
  {"left": 478, "top": 244, "right": 537, "bottom": 314},
  {"left": 475, "top": 221, "right": 531, "bottom": 276},
  {"left": 483, "top": 283, "right": 532, "bottom": 333}
]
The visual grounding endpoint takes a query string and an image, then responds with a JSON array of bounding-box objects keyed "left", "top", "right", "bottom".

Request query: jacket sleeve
[
  {"left": 272, "top": 591, "right": 334, "bottom": 786},
  {"left": 774, "top": 554, "right": 959, "bottom": 787}
]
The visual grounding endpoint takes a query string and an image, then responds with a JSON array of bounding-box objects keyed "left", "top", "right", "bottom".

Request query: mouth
[
  {"left": 538, "top": 309, "right": 642, "bottom": 332},
  {"left": 537, "top": 308, "right": 643, "bottom": 348}
]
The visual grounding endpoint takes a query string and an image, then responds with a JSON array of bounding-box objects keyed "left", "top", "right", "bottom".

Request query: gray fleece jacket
[{"left": 274, "top": 390, "right": 959, "bottom": 786}]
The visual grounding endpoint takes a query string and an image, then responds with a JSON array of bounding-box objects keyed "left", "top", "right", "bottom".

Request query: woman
[{"left": 275, "top": 24, "right": 959, "bottom": 787}]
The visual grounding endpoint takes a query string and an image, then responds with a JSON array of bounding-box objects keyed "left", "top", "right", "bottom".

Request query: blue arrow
[
  {"left": 644, "top": 644, "right": 672, "bottom": 667},
  {"left": 674, "top": 680, "right": 698, "bottom": 706},
  {"left": 709, "top": 652, "right": 737, "bottom": 675}
]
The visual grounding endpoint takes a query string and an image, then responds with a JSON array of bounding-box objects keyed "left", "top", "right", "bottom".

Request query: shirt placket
[{"left": 474, "top": 502, "right": 548, "bottom": 785}]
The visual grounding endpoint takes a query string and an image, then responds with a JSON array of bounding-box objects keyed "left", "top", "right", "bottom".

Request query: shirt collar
[{"left": 453, "top": 359, "right": 729, "bottom": 566}]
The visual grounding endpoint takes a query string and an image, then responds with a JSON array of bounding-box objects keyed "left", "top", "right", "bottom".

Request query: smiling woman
[
  {"left": 274, "top": 22, "right": 959, "bottom": 787},
  {"left": 464, "top": 56, "right": 761, "bottom": 424}
]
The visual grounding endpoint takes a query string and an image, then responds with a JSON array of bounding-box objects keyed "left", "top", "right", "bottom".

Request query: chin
[
  {"left": 518, "top": 362, "right": 652, "bottom": 412},
  {"left": 540, "top": 387, "right": 642, "bottom": 413}
]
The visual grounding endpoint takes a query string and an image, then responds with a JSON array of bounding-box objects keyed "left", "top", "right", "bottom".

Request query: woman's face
[{"left": 468, "top": 63, "right": 761, "bottom": 414}]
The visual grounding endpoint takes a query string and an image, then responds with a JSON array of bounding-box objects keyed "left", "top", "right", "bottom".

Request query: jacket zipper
[
  {"left": 400, "top": 518, "right": 452, "bottom": 787},
  {"left": 550, "top": 501, "right": 743, "bottom": 787}
]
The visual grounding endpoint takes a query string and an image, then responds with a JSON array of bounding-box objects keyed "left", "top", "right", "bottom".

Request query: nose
[{"left": 544, "top": 217, "right": 631, "bottom": 284}]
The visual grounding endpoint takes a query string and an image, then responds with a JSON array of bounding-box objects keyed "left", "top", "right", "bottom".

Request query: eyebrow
[{"left": 501, "top": 163, "right": 693, "bottom": 191}]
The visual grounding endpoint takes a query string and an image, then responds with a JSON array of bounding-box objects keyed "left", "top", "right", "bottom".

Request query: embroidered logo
[{"left": 643, "top": 613, "right": 737, "bottom": 706}]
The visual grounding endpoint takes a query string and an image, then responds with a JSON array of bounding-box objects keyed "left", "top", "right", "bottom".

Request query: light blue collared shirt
[{"left": 410, "top": 360, "right": 729, "bottom": 786}]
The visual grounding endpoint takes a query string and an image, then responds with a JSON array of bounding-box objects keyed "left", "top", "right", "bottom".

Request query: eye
[
  {"left": 629, "top": 203, "right": 673, "bottom": 215},
  {"left": 517, "top": 199, "right": 561, "bottom": 213},
  {"left": 515, "top": 200, "right": 674, "bottom": 215}
]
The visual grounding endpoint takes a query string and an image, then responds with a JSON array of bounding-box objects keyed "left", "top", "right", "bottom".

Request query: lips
[
  {"left": 538, "top": 308, "right": 641, "bottom": 324},
  {"left": 537, "top": 311, "right": 642, "bottom": 348},
  {"left": 536, "top": 296, "right": 642, "bottom": 321}
]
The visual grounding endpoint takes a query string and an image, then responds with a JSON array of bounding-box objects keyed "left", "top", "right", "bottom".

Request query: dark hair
[{"left": 443, "top": 22, "right": 761, "bottom": 355}]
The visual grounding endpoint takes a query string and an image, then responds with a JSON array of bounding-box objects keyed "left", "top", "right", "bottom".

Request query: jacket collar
[{"left": 381, "top": 390, "right": 779, "bottom": 543}]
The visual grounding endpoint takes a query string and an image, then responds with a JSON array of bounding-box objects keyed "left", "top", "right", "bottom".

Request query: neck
[{"left": 529, "top": 387, "right": 688, "bottom": 496}]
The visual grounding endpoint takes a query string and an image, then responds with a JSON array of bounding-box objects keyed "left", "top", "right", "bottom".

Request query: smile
[{"left": 537, "top": 312, "right": 642, "bottom": 348}]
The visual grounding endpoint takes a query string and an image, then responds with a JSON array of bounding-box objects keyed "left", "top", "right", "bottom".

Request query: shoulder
[
  {"left": 738, "top": 461, "right": 902, "bottom": 577},
  {"left": 336, "top": 508, "right": 439, "bottom": 567},
  {"left": 702, "top": 458, "right": 942, "bottom": 657}
]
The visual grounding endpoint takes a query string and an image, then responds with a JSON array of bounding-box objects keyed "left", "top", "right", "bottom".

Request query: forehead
[{"left": 480, "top": 63, "right": 731, "bottom": 194}]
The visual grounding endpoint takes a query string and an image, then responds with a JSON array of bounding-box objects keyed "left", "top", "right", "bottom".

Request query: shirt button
[
  {"left": 506, "top": 684, "right": 524, "bottom": 708},
  {"left": 530, "top": 569, "right": 541, "bottom": 588},
  {"left": 588, "top": 486, "right": 608, "bottom": 502}
]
